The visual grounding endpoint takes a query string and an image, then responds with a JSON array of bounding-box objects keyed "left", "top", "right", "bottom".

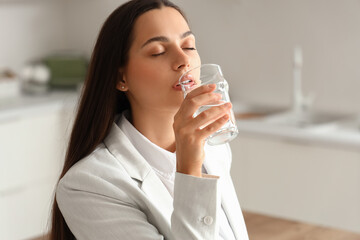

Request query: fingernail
[{"left": 208, "top": 84, "right": 216, "bottom": 88}]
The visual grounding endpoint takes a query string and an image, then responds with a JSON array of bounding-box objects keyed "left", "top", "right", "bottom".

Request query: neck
[{"left": 129, "top": 107, "right": 176, "bottom": 153}]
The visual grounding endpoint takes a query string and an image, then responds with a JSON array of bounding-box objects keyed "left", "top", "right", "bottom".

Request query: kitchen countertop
[
  {"left": 233, "top": 103, "right": 360, "bottom": 152},
  {"left": 0, "top": 89, "right": 79, "bottom": 122}
]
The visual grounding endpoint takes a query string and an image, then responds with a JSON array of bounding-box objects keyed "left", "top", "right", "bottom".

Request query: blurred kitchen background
[{"left": 1, "top": 0, "right": 360, "bottom": 239}]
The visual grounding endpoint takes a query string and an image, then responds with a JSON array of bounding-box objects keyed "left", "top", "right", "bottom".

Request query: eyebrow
[{"left": 141, "top": 30, "right": 194, "bottom": 48}]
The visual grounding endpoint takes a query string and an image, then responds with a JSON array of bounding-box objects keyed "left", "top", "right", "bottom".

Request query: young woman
[{"left": 50, "top": 0, "right": 249, "bottom": 239}]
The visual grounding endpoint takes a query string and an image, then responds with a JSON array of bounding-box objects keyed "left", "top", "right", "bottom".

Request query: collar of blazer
[{"left": 104, "top": 122, "right": 152, "bottom": 182}]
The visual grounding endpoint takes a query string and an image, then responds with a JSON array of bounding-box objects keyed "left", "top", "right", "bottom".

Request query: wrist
[{"left": 176, "top": 167, "right": 202, "bottom": 178}]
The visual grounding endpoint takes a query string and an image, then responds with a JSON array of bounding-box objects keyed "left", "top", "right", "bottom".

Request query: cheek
[
  {"left": 125, "top": 57, "right": 168, "bottom": 98},
  {"left": 126, "top": 59, "right": 156, "bottom": 87},
  {"left": 128, "top": 59, "right": 148, "bottom": 79}
]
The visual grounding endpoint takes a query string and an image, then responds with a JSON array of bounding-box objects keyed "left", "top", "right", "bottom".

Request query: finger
[
  {"left": 192, "top": 102, "right": 231, "bottom": 129},
  {"left": 182, "top": 92, "right": 223, "bottom": 114},
  {"left": 197, "top": 113, "right": 230, "bottom": 139},
  {"left": 185, "top": 84, "right": 217, "bottom": 99}
]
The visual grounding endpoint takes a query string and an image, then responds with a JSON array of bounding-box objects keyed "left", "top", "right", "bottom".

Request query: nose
[{"left": 172, "top": 47, "right": 190, "bottom": 71}]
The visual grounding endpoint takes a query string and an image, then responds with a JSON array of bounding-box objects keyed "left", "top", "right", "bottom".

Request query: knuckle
[
  {"left": 179, "top": 130, "right": 196, "bottom": 143},
  {"left": 176, "top": 125, "right": 199, "bottom": 142},
  {"left": 201, "top": 85, "right": 209, "bottom": 90},
  {"left": 224, "top": 114, "right": 230, "bottom": 120},
  {"left": 221, "top": 115, "right": 229, "bottom": 122},
  {"left": 206, "top": 125, "right": 215, "bottom": 132},
  {"left": 209, "top": 93, "right": 217, "bottom": 100},
  {"left": 220, "top": 104, "right": 230, "bottom": 112},
  {"left": 188, "top": 98, "right": 197, "bottom": 106},
  {"left": 186, "top": 134, "right": 196, "bottom": 144},
  {"left": 216, "top": 106, "right": 225, "bottom": 113},
  {"left": 212, "top": 93, "right": 220, "bottom": 99},
  {"left": 200, "top": 111, "right": 210, "bottom": 119}
]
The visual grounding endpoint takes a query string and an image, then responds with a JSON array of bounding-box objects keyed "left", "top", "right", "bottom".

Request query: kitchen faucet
[{"left": 292, "top": 46, "right": 314, "bottom": 121}]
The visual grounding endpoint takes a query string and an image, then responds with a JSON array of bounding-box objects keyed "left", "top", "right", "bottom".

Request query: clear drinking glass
[{"left": 179, "top": 64, "right": 238, "bottom": 145}]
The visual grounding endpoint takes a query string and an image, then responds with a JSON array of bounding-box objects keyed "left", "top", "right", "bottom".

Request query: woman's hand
[{"left": 173, "top": 84, "right": 232, "bottom": 177}]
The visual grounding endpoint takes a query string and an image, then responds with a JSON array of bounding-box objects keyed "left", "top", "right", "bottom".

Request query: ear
[{"left": 117, "top": 68, "right": 128, "bottom": 91}]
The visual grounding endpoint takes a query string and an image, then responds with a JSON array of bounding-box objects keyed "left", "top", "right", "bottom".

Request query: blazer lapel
[
  {"left": 204, "top": 144, "right": 247, "bottom": 240},
  {"left": 104, "top": 122, "right": 173, "bottom": 237}
]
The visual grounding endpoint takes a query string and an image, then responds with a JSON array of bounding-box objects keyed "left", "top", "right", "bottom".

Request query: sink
[
  {"left": 234, "top": 103, "right": 360, "bottom": 149},
  {"left": 233, "top": 102, "right": 286, "bottom": 120},
  {"left": 233, "top": 102, "right": 357, "bottom": 134},
  {"left": 259, "top": 110, "right": 349, "bottom": 130},
  {"left": 263, "top": 111, "right": 343, "bottom": 128},
  {"left": 328, "top": 116, "right": 360, "bottom": 133}
]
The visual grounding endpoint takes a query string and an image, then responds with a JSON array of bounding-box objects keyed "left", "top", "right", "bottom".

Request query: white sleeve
[{"left": 172, "top": 172, "right": 222, "bottom": 240}]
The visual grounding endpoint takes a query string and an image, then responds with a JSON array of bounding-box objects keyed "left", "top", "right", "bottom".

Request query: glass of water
[{"left": 179, "top": 64, "right": 238, "bottom": 145}]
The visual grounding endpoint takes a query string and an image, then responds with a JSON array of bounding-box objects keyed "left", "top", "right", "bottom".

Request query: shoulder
[
  {"left": 56, "top": 143, "right": 137, "bottom": 203},
  {"left": 60, "top": 143, "right": 124, "bottom": 182}
]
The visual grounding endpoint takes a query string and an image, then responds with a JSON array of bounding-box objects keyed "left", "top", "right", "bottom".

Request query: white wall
[
  {"left": 63, "top": 0, "right": 360, "bottom": 115},
  {"left": 0, "top": 0, "right": 67, "bottom": 72},
  {"left": 180, "top": 0, "right": 360, "bottom": 115},
  {"left": 2, "top": 0, "right": 359, "bottom": 114},
  {"left": 63, "top": 0, "right": 127, "bottom": 59}
]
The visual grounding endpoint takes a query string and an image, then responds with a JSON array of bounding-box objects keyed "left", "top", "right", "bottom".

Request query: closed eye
[
  {"left": 151, "top": 52, "right": 165, "bottom": 57},
  {"left": 183, "top": 47, "right": 196, "bottom": 51},
  {"left": 151, "top": 48, "right": 196, "bottom": 57}
]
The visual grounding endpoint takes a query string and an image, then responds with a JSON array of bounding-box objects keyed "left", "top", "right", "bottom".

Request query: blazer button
[{"left": 203, "top": 216, "right": 213, "bottom": 225}]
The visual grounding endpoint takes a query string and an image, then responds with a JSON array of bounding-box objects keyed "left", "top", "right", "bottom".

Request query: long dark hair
[{"left": 49, "top": 0, "right": 186, "bottom": 239}]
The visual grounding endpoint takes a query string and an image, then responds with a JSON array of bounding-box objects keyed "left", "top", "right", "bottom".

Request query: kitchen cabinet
[
  {"left": 0, "top": 92, "right": 76, "bottom": 240},
  {"left": 230, "top": 133, "right": 360, "bottom": 234}
]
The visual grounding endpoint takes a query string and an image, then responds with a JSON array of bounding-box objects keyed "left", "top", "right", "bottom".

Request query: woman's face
[{"left": 119, "top": 7, "right": 201, "bottom": 113}]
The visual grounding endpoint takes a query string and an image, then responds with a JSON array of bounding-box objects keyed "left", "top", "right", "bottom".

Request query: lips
[{"left": 173, "top": 74, "right": 197, "bottom": 91}]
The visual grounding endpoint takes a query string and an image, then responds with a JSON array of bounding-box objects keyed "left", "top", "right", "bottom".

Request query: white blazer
[{"left": 56, "top": 121, "right": 249, "bottom": 240}]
